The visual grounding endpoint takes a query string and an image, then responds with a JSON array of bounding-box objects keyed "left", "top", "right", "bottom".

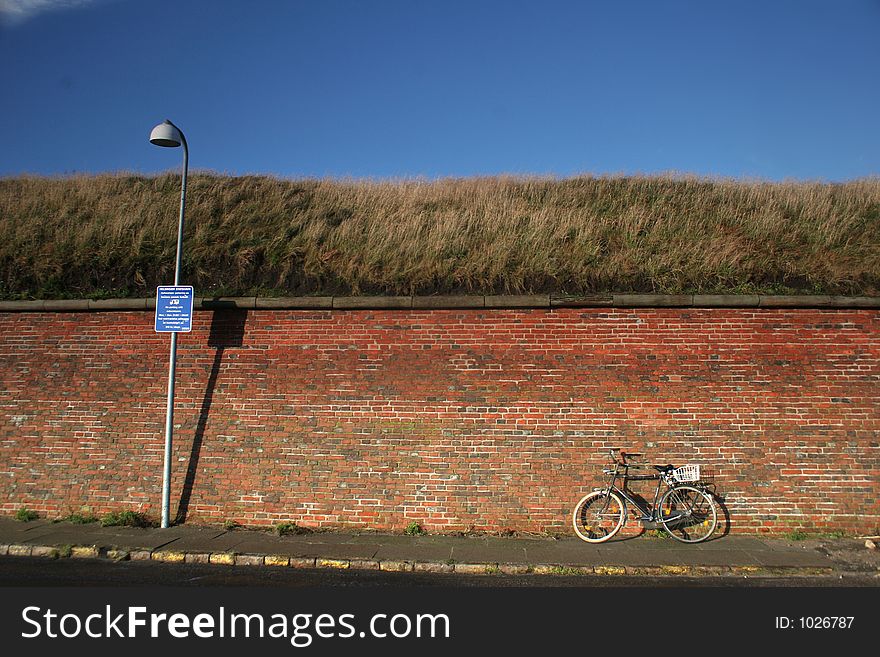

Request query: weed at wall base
[
  {"left": 15, "top": 508, "right": 39, "bottom": 522},
  {"left": 404, "top": 521, "right": 426, "bottom": 536},
  {"left": 275, "top": 522, "right": 310, "bottom": 536},
  {"left": 100, "top": 511, "right": 154, "bottom": 528}
]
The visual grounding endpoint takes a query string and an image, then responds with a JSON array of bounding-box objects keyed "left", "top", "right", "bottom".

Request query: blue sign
[{"left": 155, "top": 286, "right": 194, "bottom": 333}]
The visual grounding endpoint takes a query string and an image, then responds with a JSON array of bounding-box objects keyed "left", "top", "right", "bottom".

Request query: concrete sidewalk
[{"left": 1, "top": 518, "right": 876, "bottom": 579}]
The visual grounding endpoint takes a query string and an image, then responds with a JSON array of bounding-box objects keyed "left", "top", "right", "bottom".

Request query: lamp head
[{"left": 150, "top": 120, "right": 183, "bottom": 148}]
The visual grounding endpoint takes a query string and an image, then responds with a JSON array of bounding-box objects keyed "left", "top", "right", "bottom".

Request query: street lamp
[{"left": 150, "top": 119, "right": 188, "bottom": 528}]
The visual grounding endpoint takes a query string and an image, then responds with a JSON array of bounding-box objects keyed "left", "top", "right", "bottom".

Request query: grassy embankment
[{"left": 0, "top": 173, "right": 878, "bottom": 299}]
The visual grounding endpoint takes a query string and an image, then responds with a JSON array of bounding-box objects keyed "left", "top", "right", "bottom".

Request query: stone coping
[{"left": 0, "top": 294, "right": 878, "bottom": 312}]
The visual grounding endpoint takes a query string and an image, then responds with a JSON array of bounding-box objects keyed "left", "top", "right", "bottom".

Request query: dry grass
[{"left": 0, "top": 172, "right": 878, "bottom": 299}]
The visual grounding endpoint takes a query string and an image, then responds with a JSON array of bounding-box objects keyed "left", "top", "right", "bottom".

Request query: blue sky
[{"left": 2, "top": 0, "right": 879, "bottom": 181}]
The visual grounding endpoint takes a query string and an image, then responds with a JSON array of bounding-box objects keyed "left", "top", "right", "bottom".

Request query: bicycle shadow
[
  {"left": 703, "top": 483, "right": 731, "bottom": 540},
  {"left": 175, "top": 307, "right": 248, "bottom": 524}
]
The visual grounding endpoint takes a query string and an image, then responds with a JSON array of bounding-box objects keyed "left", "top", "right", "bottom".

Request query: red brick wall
[{"left": 0, "top": 308, "right": 877, "bottom": 534}]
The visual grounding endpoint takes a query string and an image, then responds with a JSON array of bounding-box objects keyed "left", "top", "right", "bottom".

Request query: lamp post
[{"left": 149, "top": 119, "right": 188, "bottom": 528}]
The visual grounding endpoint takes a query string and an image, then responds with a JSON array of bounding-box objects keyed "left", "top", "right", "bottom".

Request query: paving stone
[
  {"left": 31, "top": 546, "right": 59, "bottom": 558},
  {"left": 530, "top": 565, "right": 556, "bottom": 575},
  {"left": 498, "top": 563, "right": 531, "bottom": 575},
  {"left": 185, "top": 553, "right": 211, "bottom": 564},
  {"left": 660, "top": 565, "right": 692, "bottom": 575},
  {"left": 296, "top": 543, "right": 380, "bottom": 560},
  {"left": 743, "top": 550, "right": 833, "bottom": 568},
  {"left": 70, "top": 546, "right": 98, "bottom": 559},
  {"left": 234, "top": 554, "right": 264, "bottom": 566},
  {"left": 454, "top": 563, "right": 494, "bottom": 575},
  {"left": 453, "top": 544, "right": 527, "bottom": 564},
  {"left": 373, "top": 544, "right": 453, "bottom": 562},
  {"left": 209, "top": 553, "right": 235, "bottom": 565},
  {"left": 264, "top": 555, "right": 290, "bottom": 567},
  {"left": 594, "top": 565, "right": 627, "bottom": 575},
  {"left": 414, "top": 561, "right": 454, "bottom": 573}
]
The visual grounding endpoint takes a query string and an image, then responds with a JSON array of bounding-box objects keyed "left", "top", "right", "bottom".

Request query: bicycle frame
[{"left": 594, "top": 459, "right": 676, "bottom": 525}]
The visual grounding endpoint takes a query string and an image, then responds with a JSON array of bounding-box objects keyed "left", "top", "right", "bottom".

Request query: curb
[{"left": 0, "top": 542, "right": 852, "bottom": 578}]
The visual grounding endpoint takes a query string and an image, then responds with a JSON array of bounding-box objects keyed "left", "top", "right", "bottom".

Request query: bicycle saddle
[{"left": 653, "top": 464, "right": 675, "bottom": 473}]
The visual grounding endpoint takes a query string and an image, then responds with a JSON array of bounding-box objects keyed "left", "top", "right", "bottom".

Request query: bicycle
[{"left": 572, "top": 448, "right": 718, "bottom": 544}]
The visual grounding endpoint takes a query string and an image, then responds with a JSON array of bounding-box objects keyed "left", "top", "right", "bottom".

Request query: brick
[
  {"left": 130, "top": 550, "right": 153, "bottom": 561},
  {"left": 152, "top": 551, "right": 186, "bottom": 563},
  {"left": 8, "top": 545, "right": 32, "bottom": 557},
  {"left": 318, "top": 558, "right": 349, "bottom": 569},
  {"left": 288, "top": 557, "right": 317, "bottom": 569}
]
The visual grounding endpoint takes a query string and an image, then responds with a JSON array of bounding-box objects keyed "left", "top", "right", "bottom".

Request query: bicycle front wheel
[
  {"left": 658, "top": 485, "right": 718, "bottom": 543},
  {"left": 572, "top": 490, "right": 625, "bottom": 543}
]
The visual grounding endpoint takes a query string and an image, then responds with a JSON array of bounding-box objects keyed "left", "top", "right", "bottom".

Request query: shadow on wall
[{"left": 175, "top": 307, "right": 248, "bottom": 524}]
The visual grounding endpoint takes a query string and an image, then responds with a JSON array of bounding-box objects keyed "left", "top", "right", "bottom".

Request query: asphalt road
[
  {"left": 0, "top": 556, "right": 876, "bottom": 587},
  {"left": 2, "top": 556, "right": 874, "bottom": 653}
]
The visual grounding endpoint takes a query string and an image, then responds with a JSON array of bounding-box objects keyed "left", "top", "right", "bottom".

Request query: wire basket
[{"left": 671, "top": 464, "right": 701, "bottom": 483}]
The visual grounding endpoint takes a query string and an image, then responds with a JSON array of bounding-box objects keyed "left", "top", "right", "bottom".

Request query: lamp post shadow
[{"left": 175, "top": 307, "right": 248, "bottom": 524}]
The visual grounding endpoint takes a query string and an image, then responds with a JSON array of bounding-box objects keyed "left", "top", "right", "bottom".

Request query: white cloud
[{"left": 0, "top": 0, "right": 100, "bottom": 25}]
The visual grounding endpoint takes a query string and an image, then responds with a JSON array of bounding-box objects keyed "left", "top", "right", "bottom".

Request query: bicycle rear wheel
[
  {"left": 572, "top": 491, "right": 625, "bottom": 543},
  {"left": 658, "top": 485, "right": 717, "bottom": 543}
]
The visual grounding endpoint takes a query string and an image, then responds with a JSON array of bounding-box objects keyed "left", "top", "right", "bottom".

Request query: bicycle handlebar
[{"left": 609, "top": 448, "right": 643, "bottom": 465}]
